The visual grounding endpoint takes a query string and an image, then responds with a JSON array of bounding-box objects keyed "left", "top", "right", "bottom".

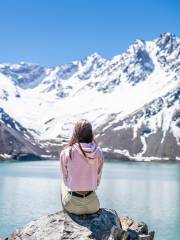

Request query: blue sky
[{"left": 0, "top": 0, "right": 179, "bottom": 67}]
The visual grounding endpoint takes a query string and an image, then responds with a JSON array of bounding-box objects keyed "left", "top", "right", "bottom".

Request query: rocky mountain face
[
  {"left": 0, "top": 32, "right": 179, "bottom": 161},
  {"left": 2, "top": 208, "right": 155, "bottom": 240},
  {"left": 0, "top": 108, "right": 49, "bottom": 160},
  {"left": 95, "top": 87, "right": 180, "bottom": 161}
]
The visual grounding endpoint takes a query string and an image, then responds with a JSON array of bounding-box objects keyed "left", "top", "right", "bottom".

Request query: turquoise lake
[{"left": 0, "top": 160, "right": 180, "bottom": 239}]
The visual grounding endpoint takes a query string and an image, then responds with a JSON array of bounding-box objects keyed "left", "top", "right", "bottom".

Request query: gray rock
[
  {"left": 8, "top": 209, "right": 127, "bottom": 240},
  {"left": 138, "top": 235, "right": 151, "bottom": 240},
  {"left": 120, "top": 216, "right": 155, "bottom": 240},
  {"left": 128, "top": 221, "right": 148, "bottom": 235},
  {"left": 120, "top": 216, "right": 134, "bottom": 230},
  {"left": 6, "top": 209, "right": 155, "bottom": 240}
]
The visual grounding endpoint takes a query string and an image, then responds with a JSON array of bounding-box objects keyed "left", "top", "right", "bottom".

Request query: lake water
[{"left": 0, "top": 160, "right": 180, "bottom": 239}]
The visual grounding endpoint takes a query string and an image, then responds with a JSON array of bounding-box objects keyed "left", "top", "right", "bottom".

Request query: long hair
[{"left": 67, "top": 119, "right": 95, "bottom": 159}]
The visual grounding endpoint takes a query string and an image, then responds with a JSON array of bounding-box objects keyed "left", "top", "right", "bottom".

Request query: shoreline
[{"left": 0, "top": 156, "right": 180, "bottom": 163}]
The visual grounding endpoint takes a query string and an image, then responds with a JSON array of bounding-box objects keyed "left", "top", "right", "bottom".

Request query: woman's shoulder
[
  {"left": 96, "top": 146, "right": 104, "bottom": 157},
  {"left": 60, "top": 146, "right": 71, "bottom": 159}
]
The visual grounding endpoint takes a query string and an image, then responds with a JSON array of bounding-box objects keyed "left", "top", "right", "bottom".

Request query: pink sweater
[{"left": 60, "top": 142, "right": 104, "bottom": 191}]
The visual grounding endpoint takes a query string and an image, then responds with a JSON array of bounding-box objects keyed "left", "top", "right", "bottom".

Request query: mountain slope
[
  {"left": 95, "top": 87, "right": 180, "bottom": 161},
  {"left": 0, "top": 32, "right": 179, "bottom": 161},
  {"left": 0, "top": 108, "right": 50, "bottom": 160}
]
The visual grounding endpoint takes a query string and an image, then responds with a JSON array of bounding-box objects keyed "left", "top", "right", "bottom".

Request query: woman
[{"left": 60, "top": 119, "right": 104, "bottom": 215}]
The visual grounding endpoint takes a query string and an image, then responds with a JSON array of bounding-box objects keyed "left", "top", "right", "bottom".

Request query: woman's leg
[{"left": 84, "top": 191, "right": 100, "bottom": 214}]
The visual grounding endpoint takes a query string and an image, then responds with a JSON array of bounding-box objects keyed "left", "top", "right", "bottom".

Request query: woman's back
[{"left": 60, "top": 142, "right": 104, "bottom": 191}]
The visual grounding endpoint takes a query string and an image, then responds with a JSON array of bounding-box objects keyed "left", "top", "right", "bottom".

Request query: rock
[
  {"left": 138, "top": 233, "right": 155, "bottom": 240},
  {"left": 7, "top": 208, "right": 155, "bottom": 240},
  {"left": 120, "top": 216, "right": 155, "bottom": 240},
  {"left": 8, "top": 209, "right": 127, "bottom": 240},
  {"left": 120, "top": 216, "right": 134, "bottom": 230},
  {"left": 128, "top": 221, "right": 148, "bottom": 235}
]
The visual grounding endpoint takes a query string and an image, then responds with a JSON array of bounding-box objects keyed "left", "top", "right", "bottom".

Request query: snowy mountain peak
[
  {"left": 159, "top": 32, "right": 176, "bottom": 40},
  {"left": 81, "top": 52, "right": 105, "bottom": 66},
  {"left": 155, "top": 32, "right": 180, "bottom": 74},
  {"left": 156, "top": 32, "right": 179, "bottom": 52},
  {"left": 131, "top": 39, "right": 146, "bottom": 49},
  {"left": 0, "top": 61, "right": 45, "bottom": 89},
  {"left": 86, "top": 52, "right": 103, "bottom": 60},
  {"left": 0, "top": 33, "right": 179, "bottom": 160}
]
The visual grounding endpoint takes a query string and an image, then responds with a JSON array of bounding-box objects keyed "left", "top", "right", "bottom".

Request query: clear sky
[{"left": 0, "top": 0, "right": 179, "bottom": 67}]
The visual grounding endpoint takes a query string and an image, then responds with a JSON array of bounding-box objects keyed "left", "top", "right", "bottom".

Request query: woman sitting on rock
[{"left": 60, "top": 119, "right": 104, "bottom": 215}]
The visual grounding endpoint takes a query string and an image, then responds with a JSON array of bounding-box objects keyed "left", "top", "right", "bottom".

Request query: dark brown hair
[{"left": 67, "top": 119, "right": 95, "bottom": 159}]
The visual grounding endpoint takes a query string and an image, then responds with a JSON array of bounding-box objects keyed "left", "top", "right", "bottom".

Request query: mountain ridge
[{"left": 0, "top": 32, "right": 179, "bottom": 161}]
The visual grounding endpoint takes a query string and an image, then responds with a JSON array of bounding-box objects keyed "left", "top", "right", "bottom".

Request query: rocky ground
[{"left": 0, "top": 208, "right": 155, "bottom": 240}]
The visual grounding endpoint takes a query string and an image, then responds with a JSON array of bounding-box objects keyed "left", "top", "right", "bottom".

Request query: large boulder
[{"left": 3, "top": 208, "right": 155, "bottom": 240}]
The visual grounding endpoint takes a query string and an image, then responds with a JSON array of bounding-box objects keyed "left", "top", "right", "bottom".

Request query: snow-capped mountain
[
  {"left": 0, "top": 108, "right": 49, "bottom": 160},
  {"left": 0, "top": 32, "right": 179, "bottom": 161}
]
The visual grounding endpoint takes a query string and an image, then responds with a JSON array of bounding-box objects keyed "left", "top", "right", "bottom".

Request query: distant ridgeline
[{"left": 0, "top": 32, "right": 179, "bottom": 161}]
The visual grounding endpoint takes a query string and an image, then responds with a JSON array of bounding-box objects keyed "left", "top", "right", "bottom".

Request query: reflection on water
[{"left": 0, "top": 160, "right": 180, "bottom": 239}]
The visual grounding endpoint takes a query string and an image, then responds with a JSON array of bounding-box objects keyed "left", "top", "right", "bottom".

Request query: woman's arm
[
  {"left": 97, "top": 150, "right": 104, "bottom": 186},
  {"left": 60, "top": 150, "right": 68, "bottom": 185}
]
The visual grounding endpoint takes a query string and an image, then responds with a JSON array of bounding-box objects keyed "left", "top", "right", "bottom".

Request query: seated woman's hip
[{"left": 61, "top": 182, "right": 100, "bottom": 215}]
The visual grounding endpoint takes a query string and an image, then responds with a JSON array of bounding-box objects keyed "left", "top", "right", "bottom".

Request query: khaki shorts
[{"left": 61, "top": 182, "right": 100, "bottom": 215}]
